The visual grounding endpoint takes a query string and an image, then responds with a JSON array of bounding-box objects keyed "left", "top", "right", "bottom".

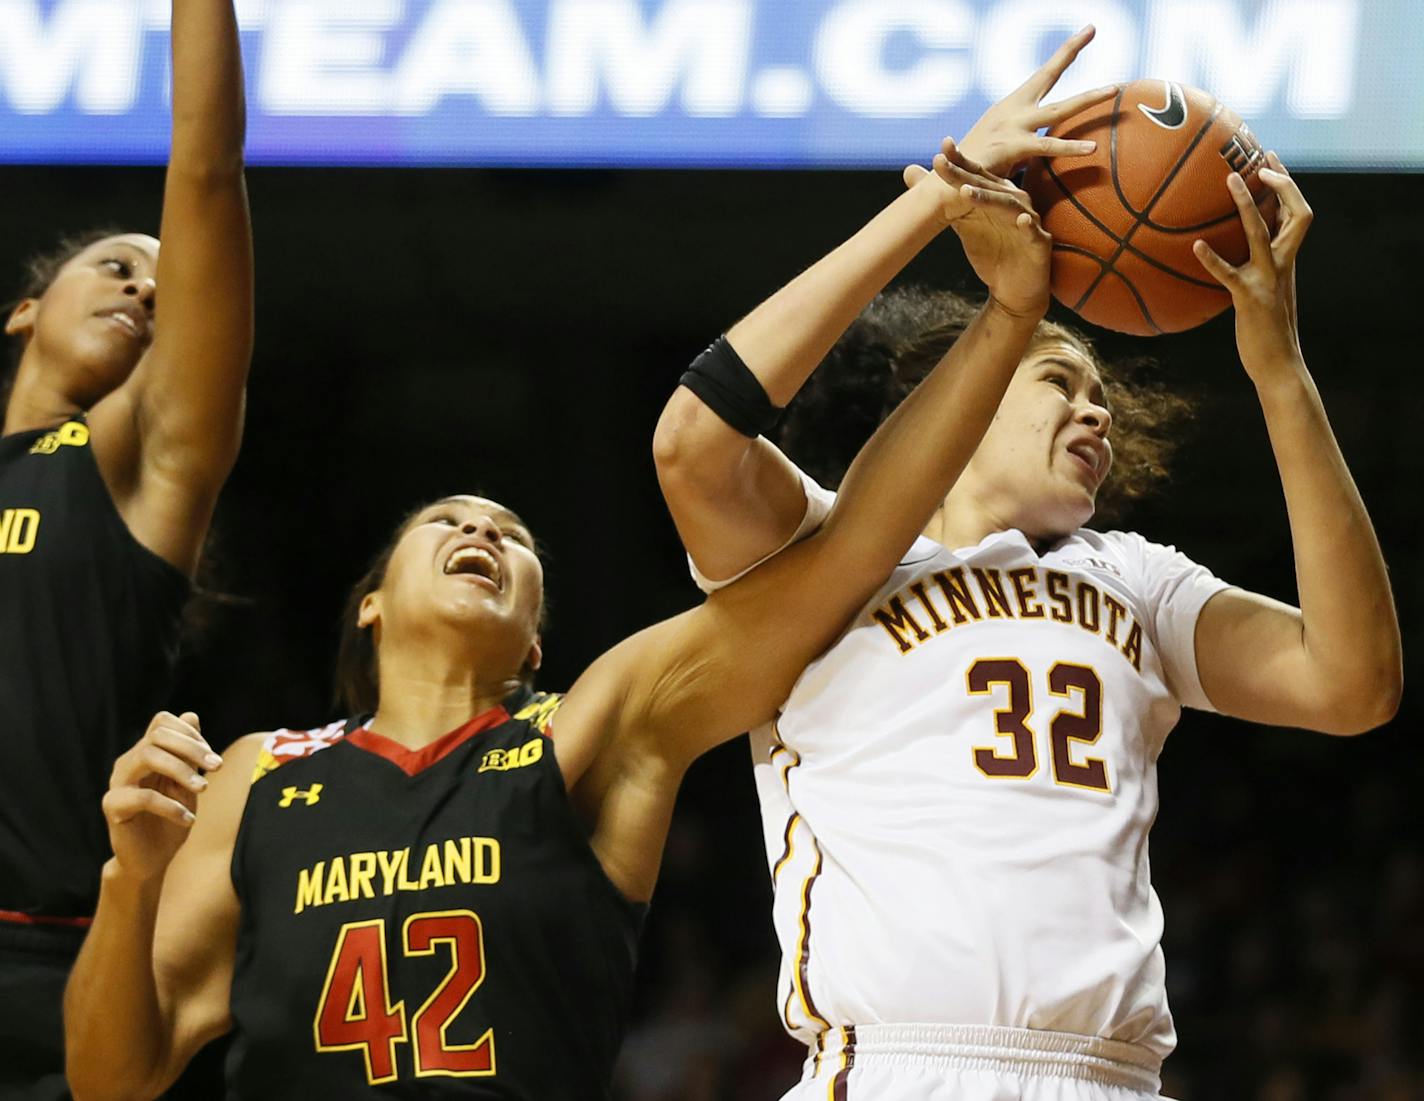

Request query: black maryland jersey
[
  {"left": 228, "top": 690, "right": 643, "bottom": 1100},
  {"left": 0, "top": 418, "right": 189, "bottom": 918}
]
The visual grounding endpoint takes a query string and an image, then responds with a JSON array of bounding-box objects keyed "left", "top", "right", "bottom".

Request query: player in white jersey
[{"left": 652, "top": 30, "right": 1402, "bottom": 1101}]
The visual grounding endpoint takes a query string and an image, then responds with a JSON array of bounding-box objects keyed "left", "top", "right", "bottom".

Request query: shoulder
[{"left": 248, "top": 720, "right": 348, "bottom": 785}]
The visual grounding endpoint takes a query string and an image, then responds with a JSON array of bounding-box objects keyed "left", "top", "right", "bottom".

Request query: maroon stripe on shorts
[{"left": 832, "top": 1026, "right": 857, "bottom": 1100}]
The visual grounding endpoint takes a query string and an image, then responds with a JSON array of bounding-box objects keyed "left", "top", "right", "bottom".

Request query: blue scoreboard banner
[{"left": 2, "top": 0, "right": 1421, "bottom": 168}]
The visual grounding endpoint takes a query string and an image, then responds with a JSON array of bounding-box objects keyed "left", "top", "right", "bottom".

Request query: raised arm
[
  {"left": 65, "top": 715, "right": 255, "bottom": 1101},
  {"left": 90, "top": 0, "right": 253, "bottom": 576},
  {"left": 560, "top": 155, "right": 1051, "bottom": 899},
  {"left": 652, "top": 26, "right": 1111, "bottom": 586},
  {"left": 1189, "top": 157, "right": 1401, "bottom": 735}
]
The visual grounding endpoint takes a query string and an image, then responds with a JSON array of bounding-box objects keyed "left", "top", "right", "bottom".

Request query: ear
[
  {"left": 525, "top": 635, "right": 543, "bottom": 673},
  {"left": 5, "top": 298, "right": 36, "bottom": 339},
  {"left": 357, "top": 591, "right": 381, "bottom": 630}
]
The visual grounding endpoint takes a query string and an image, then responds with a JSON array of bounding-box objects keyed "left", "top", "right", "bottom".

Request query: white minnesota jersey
[{"left": 698, "top": 483, "right": 1230, "bottom": 1068}]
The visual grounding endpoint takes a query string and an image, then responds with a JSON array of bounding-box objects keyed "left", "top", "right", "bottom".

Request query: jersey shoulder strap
[
  {"left": 250, "top": 720, "right": 348, "bottom": 784},
  {"left": 511, "top": 690, "right": 564, "bottom": 736}
]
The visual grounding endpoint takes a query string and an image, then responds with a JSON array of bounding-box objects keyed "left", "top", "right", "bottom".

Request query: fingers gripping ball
[{"left": 1022, "top": 79, "right": 1278, "bottom": 336}]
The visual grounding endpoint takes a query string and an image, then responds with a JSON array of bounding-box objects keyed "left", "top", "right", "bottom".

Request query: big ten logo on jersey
[
  {"left": 0, "top": 508, "right": 41, "bottom": 555},
  {"left": 478, "top": 738, "right": 543, "bottom": 774},
  {"left": 28, "top": 420, "right": 89, "bottom": 455}
]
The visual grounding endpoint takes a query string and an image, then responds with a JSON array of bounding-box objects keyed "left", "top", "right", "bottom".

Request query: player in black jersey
[
  {"left": 0, "top": 0, "right": 251, "bottom": 1095},
  {"left": 63, "top": 144, "right": 1054, "bottom": 1099}
]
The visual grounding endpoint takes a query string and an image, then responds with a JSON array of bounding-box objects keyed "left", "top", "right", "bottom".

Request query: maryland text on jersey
[{"left": 870, "top": 562, "right": 1145, "bottom": 670}]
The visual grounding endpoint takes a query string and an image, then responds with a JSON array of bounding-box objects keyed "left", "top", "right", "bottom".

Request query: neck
[
  {"left": 2, "top": 360, "right": 83, "bottom": 435},
  {"left": 921, "top": 488, "right": 1011, "bottom": 552},
  {"left": 367, "top": 645, "right": 522, "bottom": 750}
]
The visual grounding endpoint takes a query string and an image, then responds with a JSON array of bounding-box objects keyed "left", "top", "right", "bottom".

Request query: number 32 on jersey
[
  {"left": 967, "top": 658, "right": 1111, "bottom": 793},
  {"left": 314, "top": 909, "right": 494, "bottom": 1084}
]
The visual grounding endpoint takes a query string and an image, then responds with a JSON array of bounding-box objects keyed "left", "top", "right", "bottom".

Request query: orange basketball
[{"left": 1022, "top": 79, "right": 1278, "bottom": 336}]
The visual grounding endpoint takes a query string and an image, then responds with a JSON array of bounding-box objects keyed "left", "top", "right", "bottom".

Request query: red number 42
[{"left": 314, "top": 909, "right": 495, "bottom": 1084}]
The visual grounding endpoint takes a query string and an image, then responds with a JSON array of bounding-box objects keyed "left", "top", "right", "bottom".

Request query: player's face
[
  {"left": 964, "top": 341, "right": 1113, "bottom": 540},
  {"left": 3, "top": 234, "right": 159, "bottom": 406},
  {"left": 367, "top": 496, "right": 545, "bottom": 668}
]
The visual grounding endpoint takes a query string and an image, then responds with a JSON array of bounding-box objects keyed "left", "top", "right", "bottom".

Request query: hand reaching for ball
[
  {"left": 1193, "top": 151, "right": 1312, "bottom": 380},
  {"left": 905, "top": 140, "right": 1052, "bottom": 319}
]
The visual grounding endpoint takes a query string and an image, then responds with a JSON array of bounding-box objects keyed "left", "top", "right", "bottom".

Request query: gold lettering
[
  {"left": 932, "top": 568, "right": 981, "bottom": 624},
  {"left": 472, "top": 838, "right": 501, "bottom": 884},
  {"left": 443, "top": 837, "right": 472, "bottom": 884},
  {"left": 908, "top": 582, "right": 948, "bottom": 633},
  {"left": 1008, "top": 568, "right": 1044, "bottom": 619},
  {"left": 1046, "top": 571, "right": 1073, "bottom": 622},
  {"left": 58, "top": 422, "right": 89, "bottom": 447},
  {"left": 377, "top": 849, "right": 406, "bottom": 895},
  {"left": 418, "top": 843, "right": 446, "bottom": 890},
  {"left": 397, "top": 848, "right": 421, "bottom": 891},
  {"left": 1, "top": 508, "right": 40, "bottom": 554},
  {"left": 972, "top": 568, "right": 1013, "bottom": 618},
  {"left": 1103, "top": 595, "right": 1128, "bottom": 645},
  {"left": 348, "top": 852, "right": 377, "bottom": 901},
  {"left": 295, "top": 861, "right": 325, "bottom": 914},
  {"left": 871, "top": 597, "right": 929, "bottom": 654},
  {"left": 1077, "top": 583, "right": 1101, "bottom": 634},
  {"left": 322, "top": 856, "right": 350, "bottom": 906},
  {"left": 1122, "top": 621, "right": 1143, "bottom": 671},
  {"left": 518, "top": 738, "right": 544, "bottom": 767}
]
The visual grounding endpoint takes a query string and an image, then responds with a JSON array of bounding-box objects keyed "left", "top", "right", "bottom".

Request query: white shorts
[{"left": 779, "top": 1024, "right": 1169, "bottom": 1101}]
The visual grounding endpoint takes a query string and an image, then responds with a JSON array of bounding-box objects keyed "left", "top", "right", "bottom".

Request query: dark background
[{"left": 2, "top": 165, "right": 1418, "bottom": 1099}]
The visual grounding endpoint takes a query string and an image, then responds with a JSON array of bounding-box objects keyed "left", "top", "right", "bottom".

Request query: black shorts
[{"left": 0, "top": 922, "right": 227, "bottom": 1101}]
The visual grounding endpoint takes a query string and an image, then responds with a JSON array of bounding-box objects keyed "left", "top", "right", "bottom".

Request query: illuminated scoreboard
[{"left": 1, "top": 0, "right": 1420, "bottom": 168}]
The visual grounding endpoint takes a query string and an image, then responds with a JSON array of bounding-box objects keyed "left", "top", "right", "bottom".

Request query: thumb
[{"left": 903, "top": 164, "right": 930, "bottom": 189}]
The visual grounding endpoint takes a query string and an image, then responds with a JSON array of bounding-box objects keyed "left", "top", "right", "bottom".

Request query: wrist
[
  {"left": 101, "top": 856, "right": 167, "bottom": 903},
  {"left": 986, "top": 293, "right": 1048, "bottom": 328}
]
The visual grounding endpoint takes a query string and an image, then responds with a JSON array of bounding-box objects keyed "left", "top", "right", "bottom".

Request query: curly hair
[{"left": 775, "top": 286, "right": 1194, "bottom": 527}]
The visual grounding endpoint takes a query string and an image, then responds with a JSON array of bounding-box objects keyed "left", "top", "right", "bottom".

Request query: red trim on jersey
[
  {"left": 0, "top": 909, "right": 92, "bottom": 928},
  {"left": 347, "top": 706, "right": 511, "bottom": 776}
]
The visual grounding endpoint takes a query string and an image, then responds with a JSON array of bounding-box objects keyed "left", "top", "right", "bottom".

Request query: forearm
[
  {"left": 655, "top": 177, "right": 951, "bottom": 577},
  {"left": 1255, "top": 360, "right": 1401, "bottom": 714},
  {"left": 169, "top": 0, "right": 246, "bottom": 176},
  {"left": 65, "top": 862, "right": 174, "bottom": 1101},
  {"left": 827, "top": 297, "right": 1037, "bottom": 565}
]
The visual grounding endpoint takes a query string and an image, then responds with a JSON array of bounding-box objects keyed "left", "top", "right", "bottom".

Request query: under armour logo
[
  {"left": 1138, "top": 81, "right": 1187, "bottom": 130},
  {"left": 279, "top": 784, "right": 323, "bottom": 807}
]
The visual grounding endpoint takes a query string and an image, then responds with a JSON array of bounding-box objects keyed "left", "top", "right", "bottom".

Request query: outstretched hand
[
  {"left": 905, "top": 140, "right": 1051, "bottom": 319},
  {"left": 1193, "top": 152, "right": 1311, "bottom": 380},
  {"left": 958, "top": 25, "right": 1115, "bottom": 178}
]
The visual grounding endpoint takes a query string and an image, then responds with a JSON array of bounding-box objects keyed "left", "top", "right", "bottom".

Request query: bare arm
[
  {"left": 65, "top": 716, "right": 256, "bottom": 1101},
  {"left": 653, "top": 27, "right": 1112, "bottom": 585},
  {"left": 90, "top": 0, "right": 253, "bottom": 576},
  {"left": 1191, "top": 157, "right": 1401, "bottom": 735},
  {"left": 560, "top": 166, "right": 1051, "bottom": 899}
]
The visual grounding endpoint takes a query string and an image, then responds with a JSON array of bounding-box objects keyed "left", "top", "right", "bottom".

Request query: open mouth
[{"left": 444, "top": 546, "right": 502, "bottom": 589}]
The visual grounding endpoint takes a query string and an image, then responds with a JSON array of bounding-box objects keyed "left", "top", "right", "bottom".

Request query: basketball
[{"left": 1022, "top": 79, "right": 1278, "bottom": 336}]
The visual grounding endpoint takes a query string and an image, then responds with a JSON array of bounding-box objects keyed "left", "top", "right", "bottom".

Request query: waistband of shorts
[
  {"left": 811, "top": 1024, "right": 1163, "bottom": 1092},
  {"left": 0, "top": 912, "right": 90, "bottom": 955}
]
